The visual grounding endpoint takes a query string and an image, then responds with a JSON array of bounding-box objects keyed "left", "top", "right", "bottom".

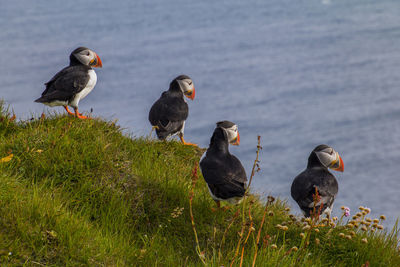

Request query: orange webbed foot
[
  {"left": 64, "top": 106, "right": 75, "bottom": 116},
  {"left": 183, "top": 142, "right": 198, "bottom": 147},
  {"left": 76, "top": 114, "right": 89, "bottom": 119},
  {"left": 74, "top": 108, "right": 90, "bottom": 119},
  {"left": 179, "top": 135, "right": 198, "bottom": 147}
]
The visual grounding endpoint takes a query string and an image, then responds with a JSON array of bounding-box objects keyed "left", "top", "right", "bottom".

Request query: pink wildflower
[{"left": 344, "top": 207, "right": 350, "bottom": 217}]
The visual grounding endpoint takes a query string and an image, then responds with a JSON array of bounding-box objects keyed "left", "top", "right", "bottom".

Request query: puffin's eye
[
  {"left": 188, "top": 81, "right": 192, "bottom": 85},
  {"left": 87, "top": 52, "right": 90, "bottom": 56}
]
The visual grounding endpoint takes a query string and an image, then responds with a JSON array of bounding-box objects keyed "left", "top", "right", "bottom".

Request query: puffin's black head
[
  {"left": 210, "top": 127, "right": 228, "bottom": 146},
  {"left": 69, "top": 47, "right": 102, "bottom": 68},
  {"left": 169, "top": 75, "right": 195, "bottom": 100},
  {"left": 308, "top": 144, "right": 344, "bottom": 172},
  {"left": 216, "top": 121, "right": 240, "bottom": 145}
]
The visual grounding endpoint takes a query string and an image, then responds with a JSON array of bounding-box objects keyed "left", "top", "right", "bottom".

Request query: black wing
[
  {"left": 200, "top": 154, "right": 247, "bottom": 199},
  {"left": 148, "top": 91, "right": 188, "bottom": 137},
  {"left": 35, "top": 65, "right": 90, "bottom": 103},
  {"left": 291, "top": 168, "right": 338, "bottom": 216},
  {"left": 149, "top": 91, "right": 188, "bottom": 124}
]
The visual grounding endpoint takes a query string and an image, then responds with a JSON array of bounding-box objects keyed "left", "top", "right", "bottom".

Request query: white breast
[{"left": 69, "top": 69, "right": 97, "bottom": 108}]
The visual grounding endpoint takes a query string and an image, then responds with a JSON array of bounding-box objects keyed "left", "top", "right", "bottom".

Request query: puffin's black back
[
  {"left": 291, "top": 150, "right": 338, "bottom": 217},
  {"left": 148, "top": 80, "right": 189, "bottom": 139},
  {"left": 35, "top": 65, "right": 91, "bottom": 103},
  {"left": 35, "top": 47, "right": 91, "bottom": 104},
  {"left": 200, "top": 127, "right": 247, "bottom": 200}
]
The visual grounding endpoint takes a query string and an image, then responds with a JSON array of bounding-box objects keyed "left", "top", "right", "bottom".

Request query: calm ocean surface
[{"left": 1, "top": 0, "right": 399, "bottom": 226}]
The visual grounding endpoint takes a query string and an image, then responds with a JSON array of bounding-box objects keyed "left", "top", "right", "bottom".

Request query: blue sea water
[{"left": 1, "top": 0, "right": 399, "bottom": 226}]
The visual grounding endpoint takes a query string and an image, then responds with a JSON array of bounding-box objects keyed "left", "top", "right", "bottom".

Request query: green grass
[{"left": 0, "top": 101, "right": 399, "bottom": 266}]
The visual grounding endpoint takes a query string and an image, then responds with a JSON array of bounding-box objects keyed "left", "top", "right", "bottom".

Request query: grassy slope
[{"left": 0, "top": 103, "right": 399, "bottom": 266}]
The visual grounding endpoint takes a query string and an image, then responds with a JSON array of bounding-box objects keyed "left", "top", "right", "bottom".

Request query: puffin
[
  {"left": 199, "top": 121, "right": 247, "bottom": 208},
  {"left": 291, "top": 144, "right": 344, "bottom": 217},
  {"left": 148, "top": 75, "right": 196, "bottom": 146},
  {"left": 34, "top": 47, "right": 102, "bottom": 119}
]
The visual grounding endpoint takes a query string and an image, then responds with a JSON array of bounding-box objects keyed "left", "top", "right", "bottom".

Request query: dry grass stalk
[
  {"left": 230, "top": 221, "right": 246, "bottom": 267},
  {"left": 218, "top": 210, "right": 240, "bottom": 261},
  {"left": 232, "top": 136, "right": 262, "bottom": 267},
  {"left": 239, "top": 203, "right": 254, "bottom": 267},
  {"left": 312, "top": 187, "right": 323, "bottom": 222},
  {"left": 252, "top": 198, "right": 273, "bottom": 267},
  {"left": 246, "top": 136, "right": 262, "bottom": 190},
  {"left": 188, "top": 163, "right": 206, "bottom": 265}
]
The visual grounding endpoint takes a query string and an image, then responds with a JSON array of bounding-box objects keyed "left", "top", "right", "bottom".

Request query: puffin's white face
[
  {"left": 177, "top": 78, "right": 195, "bottom": 100},
  {"left": 74, "top": 49, "right": 102, "bottom": 68},
  {"left": 315, "top": 146, "right": 344, "bottom": 172},
  {"left": 223, "top": 125, "right": 240, "bottom": 146}
]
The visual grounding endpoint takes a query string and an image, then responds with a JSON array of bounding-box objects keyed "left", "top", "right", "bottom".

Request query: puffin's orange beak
[
  {"left": 232, "top": 132, "right": 240, "bottom": 146},
  {"left": 331, "top": 154, "right": 344, "bottom": 172},
  {"left": 90, "top": 53, "right": 102, "bottom": 68},
  {"left": 185, "top": 88, "right": 195, "bottom": 100}
]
